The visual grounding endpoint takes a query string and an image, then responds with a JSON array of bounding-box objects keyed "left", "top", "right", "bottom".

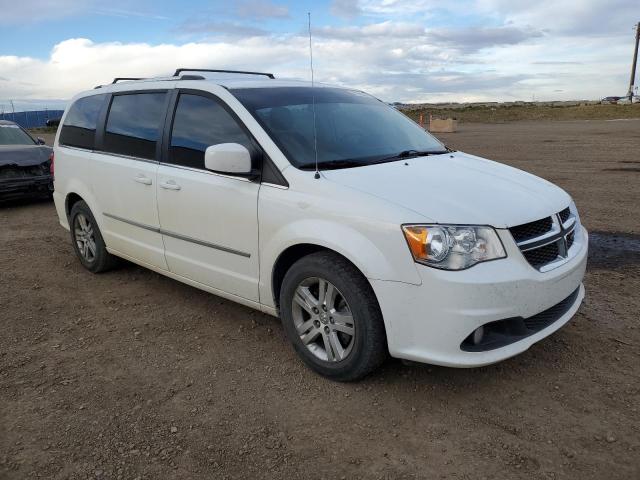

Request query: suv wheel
[
  {"left": 280, "top": 251, "right": 387, "bottom": 381},
  {"left": 69, "top": 201, "right": 118, "bottom": 273}
]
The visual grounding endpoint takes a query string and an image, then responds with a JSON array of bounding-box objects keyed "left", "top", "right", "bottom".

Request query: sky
[{"left": 0, "top": 0, "right": 638, "bottom": 111}]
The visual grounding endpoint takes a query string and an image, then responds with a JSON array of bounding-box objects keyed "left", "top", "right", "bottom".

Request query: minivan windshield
[
  {"left": 231, "top": 87, "right": 447, "bottom": 170},
  {"left": 0, "top": 124, "right": 36, "bottom": 146}
]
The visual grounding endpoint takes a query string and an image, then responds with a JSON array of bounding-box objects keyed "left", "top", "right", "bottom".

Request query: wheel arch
[
  {"left": 270, "top": 241, "right": 393, "bottom": 314},
  {"left": 65, "top": 192, "right": 84, "bottom": 218},
  {"left": 272, "top": 243, "right": 342, "bottom": 309}
]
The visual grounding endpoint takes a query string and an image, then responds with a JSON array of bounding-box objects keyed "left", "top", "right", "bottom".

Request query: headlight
[{"left": 402, "top": 224, "right": 507, "bottom": 270}]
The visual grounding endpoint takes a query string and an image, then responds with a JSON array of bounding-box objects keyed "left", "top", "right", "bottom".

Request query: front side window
[
  {"left": 232, "top": 87, "right": 447, "bottom": 170},
  {"left": 0, "top": 123, "right": 36, "bottom": 146},
  {"left": 104, "top": 92, "right": 166, "bottom": 160},
  {"left": 169, "top": 93, "right": 253, "bottom": 169},
  {"left": 59, "top": 94, "right": 106, "bottom": 149}
]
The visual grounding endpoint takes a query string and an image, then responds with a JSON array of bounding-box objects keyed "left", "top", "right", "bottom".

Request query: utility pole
[{"left": 627, "top": 22, "right": 640, "bottom": 100}]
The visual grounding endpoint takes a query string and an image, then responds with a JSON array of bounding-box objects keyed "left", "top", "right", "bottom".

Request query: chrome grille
[{"left": 509, "top": 206, "right": 578, "bottom": 271}]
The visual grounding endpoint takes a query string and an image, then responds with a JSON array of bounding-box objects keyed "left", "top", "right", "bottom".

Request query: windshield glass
[
  {"left": 0, "top": 124, "right": 36, "bottom": 146},
  {"left": 231, "top": 87, "right": 447, "bottom": 169}
]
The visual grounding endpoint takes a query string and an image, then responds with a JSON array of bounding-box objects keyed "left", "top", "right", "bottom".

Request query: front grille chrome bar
[{"left": 510, "top": 209, "right": 580, "bottom": 272}]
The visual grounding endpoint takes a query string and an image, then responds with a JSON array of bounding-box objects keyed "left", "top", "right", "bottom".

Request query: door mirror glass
[
  {"left": 204, "top": 143, "right": 252, "bottom": 174},
  {"left": 36, "top": 137, "right": 46, "bottom": 145}
]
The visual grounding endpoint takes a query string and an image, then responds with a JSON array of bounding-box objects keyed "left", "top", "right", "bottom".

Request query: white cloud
[
  {"left": 1, "top": 0, "right": 638, "bottom": 105},
  {"left": 476, "top": 0, "right": 635, "bottom": 37},
  {"left": 317, "top": 21, "right": 426, "bottom": 39},
  {"left": 0, "top": 26, "right": 632, "bottom": 106},
  {"left": 0, "top": 38, "right": 304, "bottom": 100}
]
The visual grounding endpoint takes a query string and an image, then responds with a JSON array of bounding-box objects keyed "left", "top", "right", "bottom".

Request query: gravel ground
[{"left": 2, "top": 120, "right": 639, "bottom": 479}]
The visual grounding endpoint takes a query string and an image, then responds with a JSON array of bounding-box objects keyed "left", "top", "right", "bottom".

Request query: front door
[{"left": 156, "top": 91, "right": 260, "bottom": 301}]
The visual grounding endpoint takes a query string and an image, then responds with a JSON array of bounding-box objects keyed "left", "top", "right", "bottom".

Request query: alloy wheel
[
  {"left": 74, "top": 213, "right": 97, "bottom": 263},
  {"left": 291, "top": 277, "right": 356, "bottom": 362}
]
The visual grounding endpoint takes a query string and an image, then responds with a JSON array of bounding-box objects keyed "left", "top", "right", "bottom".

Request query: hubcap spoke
[
  {"left": 86, "top": 239, "right": 96, "bottom": 257},
  {"left": 329, "top": 331, "right": 346, "bottom": 361},
  {"left": 332, "top": 321, "right": 354, "bottom": 336},
  {"left": 296, "top": 318, "right": 316, "bottom": 336},
  {"left": 324, "top": 283, "right": 336, "bottom": 309},
  {"left": 321, "top": 331, "right": 335, "bottom": 361},
  {"left": 78, "top": 214, "right": 88, "bottom": 231},
  {"left": 332, "top": 310, "right": 353, "bottom": 324},
  {"left": 294, "top": 286, "right": 318, "bottom": 314},
  {"left": 301, "top": 328, "right": 321, "bottom": 345}
]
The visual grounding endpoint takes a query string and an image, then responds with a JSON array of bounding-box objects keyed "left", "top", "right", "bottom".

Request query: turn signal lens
[{"left": 403, "top": 226, "right": 428, "bottom": 259}]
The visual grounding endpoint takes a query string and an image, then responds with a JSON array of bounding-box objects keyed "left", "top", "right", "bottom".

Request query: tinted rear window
[
  {"left": 59, "top": 95, "right": 106, "bottom": 149},
  {"left": 103, "top": 93, "right": 166, "bottom": 160}
]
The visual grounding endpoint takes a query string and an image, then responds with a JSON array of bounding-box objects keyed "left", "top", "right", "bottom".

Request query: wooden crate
[{"left": 429, "top": 118, "right": 457, "bottom": 133}]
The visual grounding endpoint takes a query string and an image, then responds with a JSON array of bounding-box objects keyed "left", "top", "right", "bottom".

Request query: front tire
[
  {"left": 69, "top": 201, "right": 118, "bottom": 273},
  {"left": 280, "top": 251, "right": 387, "bottom": 381}
]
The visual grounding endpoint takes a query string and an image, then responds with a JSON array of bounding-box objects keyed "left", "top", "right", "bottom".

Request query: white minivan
[{"left": 52, "top": 69, "right": 588, "bottom": 381}]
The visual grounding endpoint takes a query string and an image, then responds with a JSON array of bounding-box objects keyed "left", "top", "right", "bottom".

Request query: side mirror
[
  {"left": 204, "top": 143, "right": 254, "bottom": 177},
  {"left": 37, "top": 137, "right": 46, "bottom": 145}
]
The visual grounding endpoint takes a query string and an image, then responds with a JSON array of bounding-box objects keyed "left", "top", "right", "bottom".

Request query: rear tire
[
  {"left": 69, "top": 201, "right": 118, "bottom": 273},
  {"left": 279, "top": 251, "right": 387, "bottom": 381}
]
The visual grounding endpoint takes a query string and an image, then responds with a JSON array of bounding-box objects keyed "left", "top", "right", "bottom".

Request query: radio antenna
[{"left": 308, "top": 12, "right": 320, "bottom": 179}]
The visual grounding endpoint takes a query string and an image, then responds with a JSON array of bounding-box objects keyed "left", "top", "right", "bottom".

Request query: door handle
[
  {"left": 159, "top": 180, "right": 181, "bottom": 191},
  {"left": 134, "top": 175, "right": 152, "bottom": 185}
]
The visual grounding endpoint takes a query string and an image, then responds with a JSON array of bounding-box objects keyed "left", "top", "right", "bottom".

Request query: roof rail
[
  {"left": 173, "top": 68, "right": 275, "bottom": 79},
  {"left": 112, "top": 77, "right": 146, "bottom": 84}
]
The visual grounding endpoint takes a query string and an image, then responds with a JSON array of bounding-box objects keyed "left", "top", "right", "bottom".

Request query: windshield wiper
[
  {"left": 298, "top": 150, "right": 449, "bottom": 171},
  {"left": 383, "top": 149, "right": 448, "bottom": 161},
  {"left": 298, "top": 159, "right": 368, "bottom": 170},
  {"left": 366, "top": 149, "right": 448, "bottom": 165}
]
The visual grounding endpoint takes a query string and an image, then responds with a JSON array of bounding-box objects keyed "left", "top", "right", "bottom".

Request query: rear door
[
  {"left": 156, "top": 90, "right": 261, "bottom": 301},
  {"left": 91, "top": 88, "right": 172, "bottom": 269}
]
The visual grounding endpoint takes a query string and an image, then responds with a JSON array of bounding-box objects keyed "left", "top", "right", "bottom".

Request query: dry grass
[{"left": 402, "top": 103, "right": 640, "bottom": 123}]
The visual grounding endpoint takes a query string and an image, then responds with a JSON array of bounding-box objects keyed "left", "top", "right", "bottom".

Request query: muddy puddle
[
  {"left": 588, "top": 231, "right": 640, "bottom": 269},
  {"left": 602, "top": 167, "right": 640, "bottom": 173}
]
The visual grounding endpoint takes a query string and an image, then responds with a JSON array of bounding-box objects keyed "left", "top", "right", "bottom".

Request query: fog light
[{"left": 472, "top": 326, "right": 485, "bottom": 345}]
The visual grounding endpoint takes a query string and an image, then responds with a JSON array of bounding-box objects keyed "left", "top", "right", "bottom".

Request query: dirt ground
[{"left": 2, "top": 120, "right": 639, "bottom": 479}]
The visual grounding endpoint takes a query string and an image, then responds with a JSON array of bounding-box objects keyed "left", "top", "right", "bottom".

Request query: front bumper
[
  {"left": 371, "top": 226, "right": 588, "bottom": 367},
  {"left": 0, "top": 174, "right": 53, "bottom": 201}
]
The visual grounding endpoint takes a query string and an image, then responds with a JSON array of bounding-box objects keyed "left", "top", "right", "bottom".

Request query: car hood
[
  {"left": 322, "top": 151, "right": 571, "bottom": 228},
  {"left": 0, "top": 145, "right": 52, "bottom": 167}
]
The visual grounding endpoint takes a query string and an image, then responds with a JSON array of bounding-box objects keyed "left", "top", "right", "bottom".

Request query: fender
[
  {"left": 258, "top": 218, "right": 423, "bottom": 311},
  {"left": 60, "top": 181, "right": 103, "bottom": 231}
]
